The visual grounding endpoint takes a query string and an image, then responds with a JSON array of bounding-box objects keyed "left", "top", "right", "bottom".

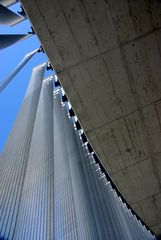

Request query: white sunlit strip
[
  {"left": 61, "top": 87, "right": 65, "bottom": 96},
  {"left": 55, "top": 74, "right": 58, "bottom": 82},
  {"left": 67, "top": 101, "right": 72, "bottom": 110},
  {"left": 42, "top": 74, "right": 54, "bottom": 85}
]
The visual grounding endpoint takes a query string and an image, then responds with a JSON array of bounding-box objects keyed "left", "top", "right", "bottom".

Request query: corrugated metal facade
[{"left": 0, "top": 65, "right": 157, "bottom": 240}]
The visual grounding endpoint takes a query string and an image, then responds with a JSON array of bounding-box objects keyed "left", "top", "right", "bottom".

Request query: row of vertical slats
[
  {"left": 0, "top": 64, "right": 46, "bottom": 240},
  {"left": 0, "top": 77, "right": 157, "bottom": 239},
  {"left": 54, "top": 94, "right": 78, "bottom": 240},
  {"left": 79, "top": 126, "right": 156, "bottom": 239},
  {"left": 53, "top": 91, "right": 156, "bottom": 240},
  {"left": 14, "top": 77, "right": 54, "bottom": 240}
]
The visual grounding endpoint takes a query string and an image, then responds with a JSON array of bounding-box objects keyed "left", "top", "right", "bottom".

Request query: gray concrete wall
[{"left": 22, "top": 0, "right": 161, "bottom": 235}]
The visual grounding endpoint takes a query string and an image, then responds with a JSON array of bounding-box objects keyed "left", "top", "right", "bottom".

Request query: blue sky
[{"left": 0, "top": 3, "right": 49, "bottom": 151}]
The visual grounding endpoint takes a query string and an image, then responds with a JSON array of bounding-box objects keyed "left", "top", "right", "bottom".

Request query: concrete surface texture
[{"left": 21, "top": 0, "right": 161, "bottom": 235}]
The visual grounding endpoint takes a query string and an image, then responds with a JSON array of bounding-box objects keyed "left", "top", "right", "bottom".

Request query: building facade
[{"left": 0, "top": 64, "right": 157, "bottom": 239}]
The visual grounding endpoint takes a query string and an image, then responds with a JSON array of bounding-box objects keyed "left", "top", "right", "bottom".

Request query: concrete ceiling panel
[
  {"left": 112, "top": 158, "right": 160, "bottom": 203},
  {"left": 22, "top": 0, "right": 161, "bottom": 234}
]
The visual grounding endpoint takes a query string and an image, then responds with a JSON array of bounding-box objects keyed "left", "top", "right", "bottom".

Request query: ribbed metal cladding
[
  {"left": 54, "top": 93, "right": 156, "bottom": 240},
  {"left": 0, "top": 68, "right": 157, "bottom": 239},
  {"left": 14, "top": 76, "right": 54, "bottom": 240},
  {"left": 54, "top": 93, "right": 99, "bottom": 240},
  {"left": 0, "top": 63, "right": 46, "bottom": 240}
]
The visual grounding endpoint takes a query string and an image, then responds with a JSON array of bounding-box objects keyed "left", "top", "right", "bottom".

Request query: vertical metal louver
[
  {"left": 0, "top": 69, "right": 157, "bottom": 239},
  {"left": 0, "top": 34, "right": 32, "bottom": 50},
  {"left": 53, "top": 91, "right": 156, "bottom": 240},
  {"left": 13, "top": 76, "right": 54, "bottom": 240},
  {"left": 0, "top": 63, "right": 46, "bottom": 240},
  {"left": 0, "top": 3, "right": 25, "bottom": 26},
  {"left": 0, "top": 49, "right": 38, "bottom": 93}
]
